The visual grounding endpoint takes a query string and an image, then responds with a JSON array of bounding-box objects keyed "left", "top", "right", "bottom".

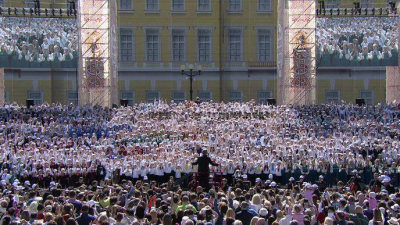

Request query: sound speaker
[
  {"left": 356, "top": 98, "right": 365, "bottom": 106},
  {"left": 267, "top": 98, "right": 276, "bottom": 105},
  {"left": 26, "top": 99, "right": 34, "bottom": 108},
  {"left": 120, "top": 99, "right": 129, "bottom": 107}
]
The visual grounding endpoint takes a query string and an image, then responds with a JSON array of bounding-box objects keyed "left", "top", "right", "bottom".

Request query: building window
[
  {"left": 146, "top": 30, "right": 160, "bottom": 62},
  {"left": 146, "top": 0, "right": 159, "bottom": 10},
  {"left": 326, "top": 90, "right": 340, "bottom": 103},
  {"left": 172, "top": 30, "right": 186, "bottom": 62},
  {"left": 228, "top": 29, "right": 242, "bottom": 62},
  {"left": 147, "top": 91, "right": 160, "bottom": 103},
  {"left": 325, "top": 0, "right": 339, "bottom": 8},
  {"left": 198, "top": 91, "right": 212, "bottom": 101},
  {"left": 28, "top": 91, "right": 43, "bottom": 105},
  {"left": 258, "top": 29, "right": 272, "bottom": 61},
  {"left": 172, "top": 0, "right": 185, "bottom": 11},
  {"left": 258, "top": 91, "right": 271, "bottom": 104},
  {"left": 229, "top": 91, "right": 242, "bottom": 102},
  {"left": 120, "top": 28, "right": 134, "bottom": 62},
  {"left": 120, "top": 91, "right": 135, "bottom": 106},
  {"left": 360, "top": 0, "right": 373, "bottom": 8},
  {"left": 198, "top": 30, "right": 212, "bottom": 62},
  {"left": 119, "top": 0, "right": 133, "bottom": 11},
  {"left": 68, "top": 91, "right": 78, "bottom": 106},
  {"left": 258, "top": 0, "right": 271, "bottom": 11},
  {"left": 360, "top": 90, "right": 374, "bottom": 105},
  {"left": 229, "top": 0, "right": 242, "bottom": 11},
  {"left": 173, "top": 91, "right": 186, "bottom": 103},
  {"left": 26, "top": 0, "right": 35, "bottom": 8},
  {"left": 4, "top": 91, "right": 8, "bottom": 104},
  {"left": 198, "top": 0, "right": 211, "bottom": 11}
]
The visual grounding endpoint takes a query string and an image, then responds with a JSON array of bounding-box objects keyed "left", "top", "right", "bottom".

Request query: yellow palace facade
[{"left": 1, "top": 0, "right": 392, "bottom": 105}]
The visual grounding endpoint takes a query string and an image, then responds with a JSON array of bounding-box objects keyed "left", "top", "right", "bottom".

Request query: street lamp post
[{"left": 180, "top": 64, "right": 202, "bottom": 101}]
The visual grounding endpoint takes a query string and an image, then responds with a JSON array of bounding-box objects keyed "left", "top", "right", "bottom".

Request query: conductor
[{"left": 192, "top": 149, "right": 219, "bottom": 189}]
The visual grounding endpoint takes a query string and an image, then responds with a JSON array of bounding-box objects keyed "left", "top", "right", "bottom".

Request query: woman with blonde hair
[
  {"left": 149, "top": 209, "right": 158, "bottom": 224},
  {"left": 251, "top": 194, "right": 263, "bottom": 213},
  {"left": 225, "top": 208, "right": 236, "bottom": 220},
  {"left": 257, "top": 218, "right": 266, "bottom": 225},
  {"left": 250, "top": 217, "right": 259, "bottom": 225},
  {"left": 275, "top": 210, "right": 284, "bottom": 223},
  {"left": 223, "top": 208, "right": 236, "bottom": 225},
  {"left": 324, "top": 217, "right": 334, "bottom": 225}
]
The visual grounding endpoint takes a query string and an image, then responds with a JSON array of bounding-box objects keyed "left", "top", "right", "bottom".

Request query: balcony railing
[
  {"left": 0, "top": 55, "right": 78, "bottom": 69},
  {"left": 248, "top": 61, "right": 277, "bottom": 67},
  {"left": 118, "top": 61, "right": 277, "bottom": 70}
]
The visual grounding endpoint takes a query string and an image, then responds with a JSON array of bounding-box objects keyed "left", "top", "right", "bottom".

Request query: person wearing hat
[
  {"left": 390, "top": 204, "right": 399, "bottom": 218},
  {"left": 382, "top": 178, "right": 395, "bottom": 194},
  {"left": 388, "top": 218, "right": 399, "bottom": 225},
  {"left": 192, "top": 149, "right": 219, "bottom": 189},
  {"left": 366, "top": 192, "right": 378, "bottom": 210},
  {"left": 235, "top": 202, "right": 254, "bottom": 225}
]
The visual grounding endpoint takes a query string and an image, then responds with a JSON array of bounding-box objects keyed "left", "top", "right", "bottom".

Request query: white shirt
[{"left": 279, "top": 215, "right": 294, "bottom": 225}]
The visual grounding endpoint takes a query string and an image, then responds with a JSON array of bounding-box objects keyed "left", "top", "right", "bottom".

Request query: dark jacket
[
  {"left": 235, "top": 210, "right": 254, "bottom": 225},
  {"left": 192, "top": 154, "right": 218, "bottom": 173},
  {"left": 76, "top": 213, "right": 96, "bottom": 225}
]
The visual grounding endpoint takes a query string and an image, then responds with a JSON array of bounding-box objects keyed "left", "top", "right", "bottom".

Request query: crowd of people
[
  {"left": 0, "top": 18, "right": 78, "bottom": 68},
  {"left": 0, "top": 100, "right": 399, "bottom": 225},
  {"left": 317, "top": 17, "right": 399, "bottom": 67}
]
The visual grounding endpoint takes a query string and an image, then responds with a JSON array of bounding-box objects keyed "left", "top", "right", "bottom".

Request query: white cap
[
  {"left": 233, "top": 200, "right": 240, "bottom": 209},
  {"left": 370, "top": 192, "right": 376, "bottom": 198},
  {"left": 50, "top": 181, "right": 56, "bottom": 186},
  {"left": 289, "top": 177, "right": 295, "bottom": 182},
  {"left": 383, "top": 178, "right": 391, "bottom": 183},
  {"left": 256, "top": 178, "right": 261, "bottom": 183},
  {"left": 181, "top": 216, "right": 190, "bottom": 225},
  {"left": 259, "top": 208, "right": 268, "bottom": 217},
  {"left": 268, "top": 174, "right": 273, "bottom": 179},
  {"left": 270, "top": 182, "right": 277, "bottom": 187},
  {"left": 388, "top": 217, "right": 398, "bottom": 225},
  {"left": 88, "top": 200, "right": 96, "bottom": 207},
  {"left": 391, "top": 204, "right": 399, "bottom": 211}
]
